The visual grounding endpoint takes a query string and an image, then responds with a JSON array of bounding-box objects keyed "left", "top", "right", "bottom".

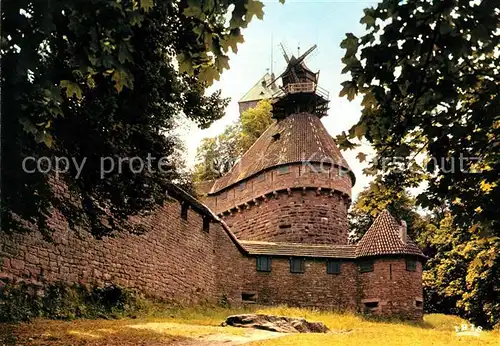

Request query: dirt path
[
  {"left": 0, "top": 320, "right": 288, "bottom": 346},
  {"left": 130, "top": 322, "right": 287, "bottom": 345}
]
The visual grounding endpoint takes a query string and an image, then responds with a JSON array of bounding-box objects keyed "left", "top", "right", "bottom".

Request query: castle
[{"left": 0, "top": 47, "right": 425, "bottom": 321}]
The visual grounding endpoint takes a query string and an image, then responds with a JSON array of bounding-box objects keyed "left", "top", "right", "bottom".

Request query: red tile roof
[
  {"left": 210, "top": 113, "right": 354, "bottom": 193},
  {"left": 356, "top": 209, "right": 425, "bottom": 258}
]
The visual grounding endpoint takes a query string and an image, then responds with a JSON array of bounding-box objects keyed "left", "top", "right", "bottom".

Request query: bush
[{"left": 0, "top": 280, "right": 142, "bottom": 323}]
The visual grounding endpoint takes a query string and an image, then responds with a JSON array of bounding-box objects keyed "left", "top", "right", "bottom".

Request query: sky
[{"left": 180, "top": 0, "right": 378, "bottom": 199}]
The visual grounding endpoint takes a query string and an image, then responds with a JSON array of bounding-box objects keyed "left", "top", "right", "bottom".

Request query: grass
[{"left": 1, "top": 305, "right": 498, "bottom": 345}]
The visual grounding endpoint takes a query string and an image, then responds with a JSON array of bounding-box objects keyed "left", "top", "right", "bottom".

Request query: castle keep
[{"left": 0, "top": 46, "right": 425, "bottom": 320}]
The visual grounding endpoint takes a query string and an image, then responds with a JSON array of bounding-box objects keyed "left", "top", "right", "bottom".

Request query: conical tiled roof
[
  {"left": 356, "top": 209, "right": 425, "bottom": 258},
  {"left": 210, "top": 112, "right": 354, "bottom": 193}
]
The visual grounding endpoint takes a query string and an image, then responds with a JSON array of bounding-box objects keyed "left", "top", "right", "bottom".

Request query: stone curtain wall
[
  {"left": 0, "top": 199, "right": 243, "bottom": 305},
  {"left": 240, "top": 258, "right": 358, "bottom": 310},
  {"left": 222, "top": 189, "right": 349, "bottom": 245}
]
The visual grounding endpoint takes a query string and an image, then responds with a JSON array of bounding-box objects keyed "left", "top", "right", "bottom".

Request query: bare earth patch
[{"left": 0, "top": 319, "right": 287, "bottom": 346}]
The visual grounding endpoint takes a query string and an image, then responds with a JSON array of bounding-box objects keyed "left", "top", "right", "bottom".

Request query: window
[
  {"left": 327, "top": 260, "right": 341, "bottom": 274},
  {"left": 181, "top": 202, "right": 188, "bottom": 220},
  {"left": 364, "top": 301, "right": 379, "bottom": 309},
  {"left": 238, "top": 182, "right": 246, "bottom": 190},
  {"left": 290, "top": 257, "right": 305, "bottom": 273},
  {"left": 203, "top": 216, "right": 210, "bottom": 233},
  {"left": 219, "top": 191, "right": 227, "bottom": 200},
  {"left": 406, "top": 259, "right": 417, "bottom": 272},
  {"left": 277, "top": 166, "right": 289, "bottom": 175},
  {"left": 242, "top": 292, "right": 257, "bottom": 303},
  {"left": 359, "top": 260, "right": 374, "bottom": 273},
  {"left": 415, "top": 299, "right": 423, "bottom": 308},
  {"left": 256, "top": 256, "right": 271, "bottom": 272},
  {"left": 256, "top": 173, "right": 266, "bottom": 182}
]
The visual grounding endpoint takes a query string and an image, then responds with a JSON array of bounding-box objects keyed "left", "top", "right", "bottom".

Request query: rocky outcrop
[{"left": 223, "top": 314, "right": 330, "bottom": 333}]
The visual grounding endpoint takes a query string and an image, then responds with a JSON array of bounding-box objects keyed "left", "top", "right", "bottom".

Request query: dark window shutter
[
  {"left": 256, "top": 256, "right": 271, "bottom": 272},
  {"left": 290, "top": 257, "right": 305, "bottom": 273},
  {"left": 359, "top": 260, "right": 374, "bottom": 273},
  {"left": 327, "top": 260, "right": 341, "bottom": 274}
]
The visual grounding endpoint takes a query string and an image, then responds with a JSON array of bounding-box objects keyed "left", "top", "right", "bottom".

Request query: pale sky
[{"left": 180, "top": 0, "right": 378, "bottom": 199}]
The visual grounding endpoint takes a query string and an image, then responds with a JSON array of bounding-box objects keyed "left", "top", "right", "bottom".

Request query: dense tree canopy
[
  {"left": 339, "top": 0, "right": 499, "bottom": 328},
  {"left": 348, "top": 178, "right": 431, "bottom": 243},
  {"left": 194, "top": 99, "right": 272, "bottom": 182},
  {"left": 1, "top": 0, "right": 269, "bottom": 237}
]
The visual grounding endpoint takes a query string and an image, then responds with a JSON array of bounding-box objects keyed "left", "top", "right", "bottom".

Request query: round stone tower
[{"left": 205, "top": 46, "right": 355, "bottom": 245}]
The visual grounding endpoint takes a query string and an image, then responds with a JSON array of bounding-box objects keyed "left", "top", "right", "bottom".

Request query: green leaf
[
  {"left": 177, "top": 53, "right": 194, "bottom": 75},
  {"left": 360, "top": 8, "right": 376, "bottom": 29},
  {"left": 184, "top": 3, "right": 202, "bottom": 18},
  {"left": 198, "top": 66, "right": 219, "bottom": 85},
  {"left": 221, "top": 30, "right": 244, "bottom": 53},
  {"left": 60, "top": 80, "right": 83, "bottom": 99},
  {"left": 339, "top": 81, "right": 357, "bottom": 101},
  {"left": 112, "top": 68, "right": 133, "bottom": 92},
  {"left": 340, "top": 33, "right": 359, "bottom": 57},
  {"left": 245, "top": 0, "right": 265, "bottom": 21},
  {"left": 140, "top": 0, "right": 154, "bottom": 12},
  {"left": 19, "top": 117, "right": 38, "bottom": 136},
  {"left": 354, "top": 123, "right": 367, "bottom": 139},
  {"left": 395, "top": 143, "right": 411, "bottom": 157},
  {"left": 215, "top": 55, "right": 230, "bottom": 72},
  {"left": 361, "top": 91, "right": 376, "bottom": 108},
  {"left": 118, "top": 43, "right": 133, "bottom": 64},
  {"left": 203, "top": 0, "right": 214, "bottom": 12}
]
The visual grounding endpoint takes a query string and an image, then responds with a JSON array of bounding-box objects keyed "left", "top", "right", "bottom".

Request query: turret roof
[
  {"left": 209, "top": 112, "right": 354, "bottom": 194},
  {"left": 356, "top": 209, "right": 425, "bottom": 258}
]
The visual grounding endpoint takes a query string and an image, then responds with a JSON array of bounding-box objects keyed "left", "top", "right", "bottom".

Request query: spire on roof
[{"left": 356, "top": 209, "right": 425, "bottom": 259}]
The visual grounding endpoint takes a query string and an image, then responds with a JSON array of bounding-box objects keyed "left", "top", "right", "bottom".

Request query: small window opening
[
  {"left": 203, "top": 216, "right": 210, "bottom": 233},
  {"left": 406, "top": 259, "right": 417, "bottom": 272},
  {"left": 415, "top": 300, "right": 423, "bottom": 308},
  {"left": 359, "top": 260, "right": 374, "bottom": 273},
  {"left": 279, "top": 224, "right": 291, "bottom": 229},
  {"left": 242, "top": 292, "right": 257, "bottom": 303},
  {"left": 238, "top": 182, "right": 246, "bottom": 190},
  {"left": 272, "top": 132, "right": 281, "bottom": 141},
  {"left": 364, "top": 301, "right": 379, "bottom": 309},
  {"left": 290, "top": 257, "right": 305, "bottom": 273},
  {"left": 327, "top": 260, "right": 341, "bottom": 274},
  {"left": 256, "top": 256, "right": 271, "bottom": 272},
  {"left": 181, "top": 202, "right": 188, "bottom": 220},
  {"left": 256, "top": 173, "right": 266, "bottom": 181}
]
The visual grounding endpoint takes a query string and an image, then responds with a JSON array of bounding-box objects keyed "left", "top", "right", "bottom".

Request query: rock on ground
[{"left": 223, "top": 314, "right": 330, "bottom": 333}]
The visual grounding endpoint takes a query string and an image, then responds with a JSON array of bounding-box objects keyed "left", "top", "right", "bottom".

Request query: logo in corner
[{"left": 454, "top": 324, "right": 482, "bottom": 337}]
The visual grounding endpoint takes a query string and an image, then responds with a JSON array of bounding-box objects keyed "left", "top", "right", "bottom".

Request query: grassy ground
[{"left": 0, "top": 306, "right": 498, "bottom": 345}]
